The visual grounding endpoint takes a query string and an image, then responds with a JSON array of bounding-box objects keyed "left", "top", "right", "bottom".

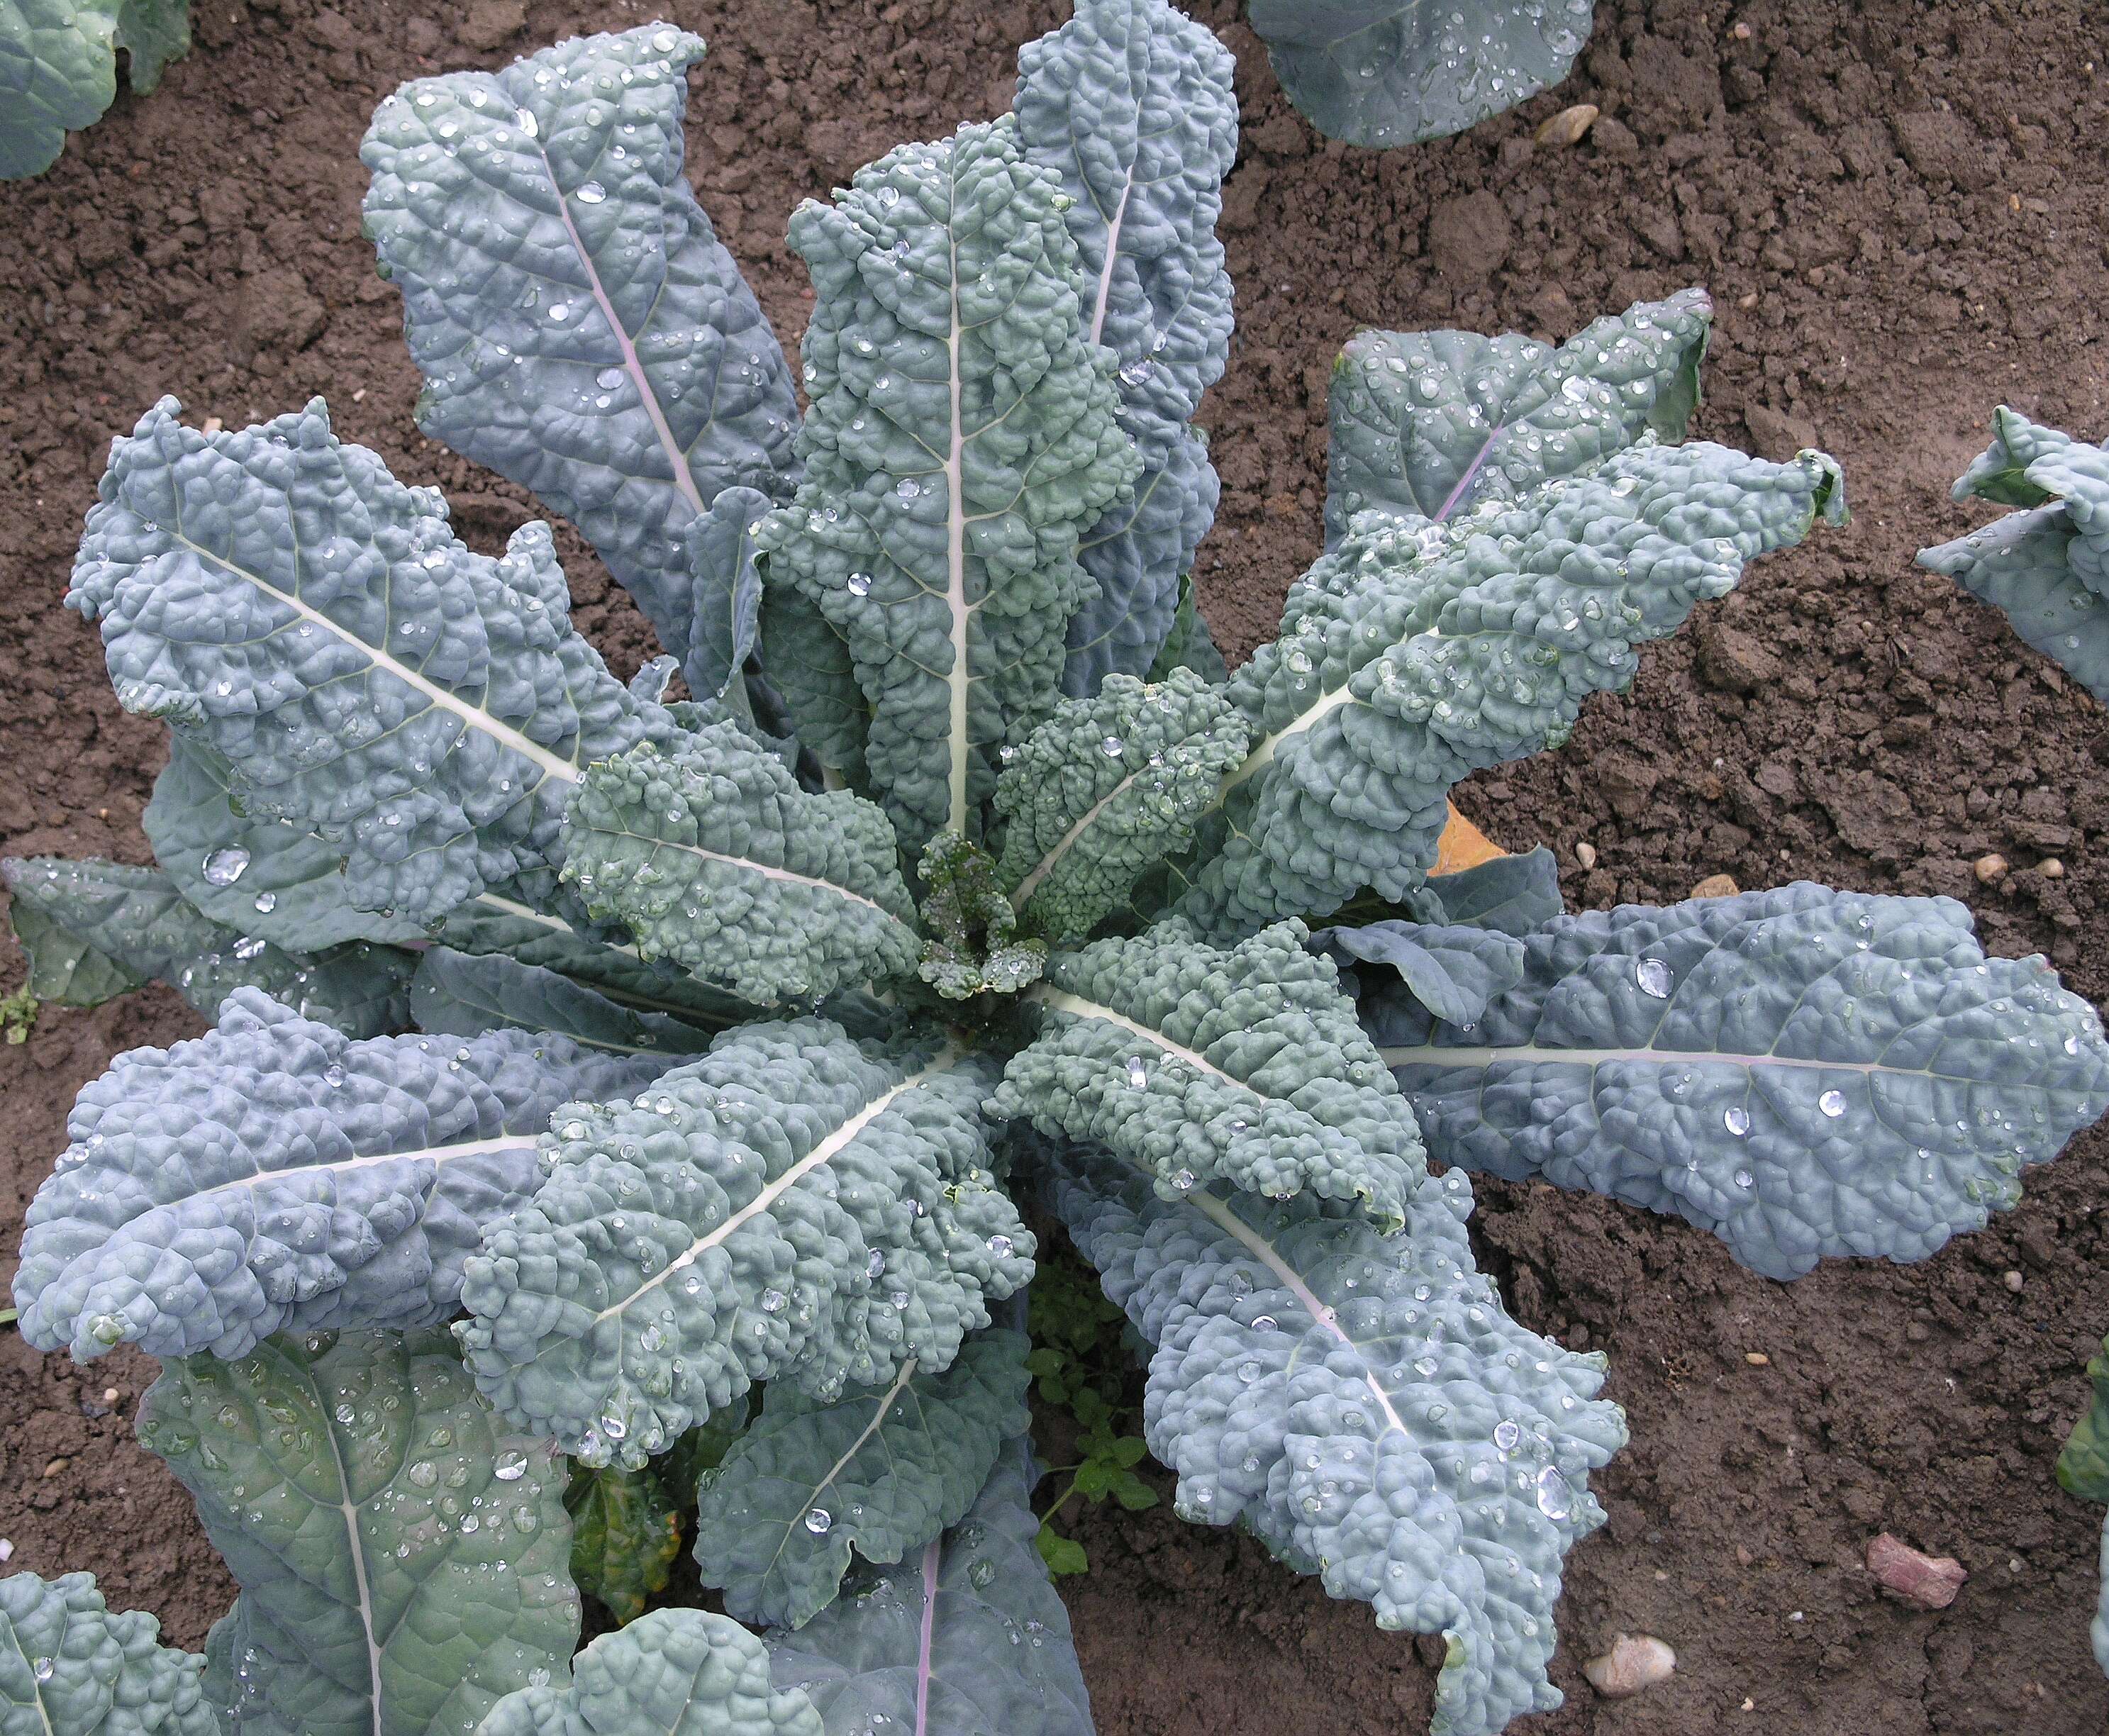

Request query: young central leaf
[
  {"left": 994, "top": 918, "right": 1425, "bottom": 1225},
  {"left": 994, "top": 668, "right": 1250, "bottom": 944},
  {"left": 456, "top": 1020, "right": 1034, "bottom": 1469},
  {"left": 757, "top": 116, "right": 1140, "bottom": 850},
  {"left": 67, "top": 399, "right": 678, "bottom": 923},
  {"left": 560, "top": 728, "right": 922, "bottom": 1007},
  {"left": 13, "top": 987, "right": 669, "bottom": 1365},
  {"left": 142, "top": 1328, "right": 579, "bottom": 1736}
]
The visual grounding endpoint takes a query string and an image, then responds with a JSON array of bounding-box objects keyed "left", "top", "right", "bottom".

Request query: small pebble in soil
[
  {"left": 1866, "top": 1532, "right": 1966, "bottom": 1608},
  {"left": 1744, "top": 1351, "right": 1771, "bottom": 1365},
  {"left": 1974, "top": 852, "right": 2008, "bottom": 884},
  {"left": 2003, "top": 1269, "right": 2025, "bottom": 1292},
  {"left": 2039, "top": 857, "right": 2065, "bottom": 878},
  {"left": 1582, "top": 1633, "right": 1676, "bottom": 1698},
  {"left": 1535, "top": 103, "right": 1598, "bottom": 146},
  {"left": 1692, "top": 872, "right": 1740, "bottom": 898},
  {"left": 41, "top": 1457, "right": 67, "bottom": 1479},
  {"left": 1574, "top": 841, "right": 1598, "bottom": 868},
  {"left": 0, "top": 1540, "right": 13, "bottom": 1564}
]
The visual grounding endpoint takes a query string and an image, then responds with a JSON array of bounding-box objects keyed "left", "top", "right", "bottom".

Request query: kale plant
[
  {"left": 7, "top": 6, "right": 2109, "bottom": 1735},
  {"left": 0, "top": 0, "right": 189, "bottom": 179},
  {"left": 1922, "top": 411, "right": 2109, "bottom": 1677},
  {"left": 1920, "top": 410, "right": 2109, "bottom": 703},
  {"left": 1247, "top": 0, "right": 1596, "bottom": 147}
]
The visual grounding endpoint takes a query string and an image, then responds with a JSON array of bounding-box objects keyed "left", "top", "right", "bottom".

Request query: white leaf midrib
[
  {"left": 1376, "top": 1043, "right": 1968, "bottom": 1082},
  {"left": 1183, "top": 1187, "right": 1407, "bottom": 1439},
  {"left": 590, "top": 1050, "right": 957, "bottom": 1325},
  {"left": 1029, "top": 988, "right": 1236, "bottom": 1086},
  {"left": 596, "top": 823, "right": 893, "bottom": 916},
  {"left": 167, "top": 531, "right": 584, "bottom": 787},
  {"left": 943, "top": 213, "right": 974, "bottom": 835}
]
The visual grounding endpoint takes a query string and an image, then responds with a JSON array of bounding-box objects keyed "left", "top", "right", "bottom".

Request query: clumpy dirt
[{"left": 3, "top": 0, "right": 2108, "bottom": 1729}]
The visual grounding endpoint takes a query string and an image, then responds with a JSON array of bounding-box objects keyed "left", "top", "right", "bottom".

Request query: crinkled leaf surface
[
  {"left": 1049, "top": 1142, "right": 1623, "bottom": 1736},
  {"left": 0, "top": 0, "right": 116, "bottom": 180},
  {"left": 1918, "top": 410, "right": 2109, "bottom": 703},
  {"left": 995, "top": 918, "right": 1424, "bottom": 1224},
  {"left": 140, "top": 1328, "right": 579, "bottom": 1736},
  {"left": 1363, "top": 884, "right": 2109, "bottom": 1279},
  {"left": 693, "top": 1327, "right": 1030, "bottom": 1630},
  {"left": 408, "top": 946, "right": 728, "bottom": 1056},
  {"left": 458, "top": 1019, "right": 1034, "bottom": 1468},
  {"left": 1181, "top": 443, "right": 1844, "bottom": 937},
  {"left": 994, "top": 669, "right": 1249, "bottom": 943},
  {"left": 763, "top": 1435, "right": 1095, "bottom": 1736},
  {"left": 560, "top": 730, "right": 920, "bottom": 1006},
  {"left": 1015, "top": 0, "right": 1237, "bottom": 692},
  {"left": 362, "top": 26, "right": 799, "bottom": 660},
  {"left": 2059, "top": 1337, "right": 2109, "bottom": 1504},
  {"left": 145, "top": 736, "right": 425, "bottom": 950},
  {"left": 1249, "top": 0, "right": 1597, "bottom": 148},
  {"left": 67, "top": 399, "right": 677, "bottom": 923},
  {"left": 0, "top": 1569, "right": 216, "bottom": 1736},
  {"left": 481, "top": 1608, "right": 820, "bottom": 1736},
  {"left": 757, "top": 116, "right": 1137, "bottom": 850},
  {"left": 566, "top": 1461, "right": 683, "bottom": 1625},
  {"left": 1320, "top": 919, "right": 1524, "bottom": 1028},
  {"left": 1325, "top": 290, "right": 1710, "bottom": 540},
  {"left": 15, "top": 986, "right": 667, "bottom": 1363},
  {"left": 1, "top": 855, "right": 414, "bottom": 1035}
]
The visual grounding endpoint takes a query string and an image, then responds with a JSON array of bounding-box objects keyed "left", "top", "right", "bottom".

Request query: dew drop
[
  {"left": 804, "top": 1506, "right": 833, "bottom": 1535},
  {"left": 1125, "top": 1055, "right": 1148, "bottom": 1089},
  {"left": 1535, "top": 1465, "right": 1574, "bottom": 1521},
  {"left": 1492, "top": 1419, "right": 1521, "bottom": 1453},
  {"left": 575, "top": 180, "right": 607, "bottom": 204},
  {"left": 1101, "top": 734, "right": 1126, "bottom": 757},
  {"left": 203, "top": 847, "right": 251, "bottom": 886},
  {"left": 986, "top": 1233, "right": 1015, "bottom": 1259},
  {"left": 846, "top": 572, "right": 872, "bottom": 597},
  {"left": 1634, "top": 957, "right": 1672, "bottom": 998},
  {"left": 494, "top": 1450, "right": 529, "bottom": 1482},
  {"left": 1723, "top": 1105, "right": 1750, "bottom": 1137},
  {"left": 1818, "top": 1089, "right": 1847, "bottom": 1118},
  {"left": 253, "top": 891, "right": 277, "bottom": 914}
]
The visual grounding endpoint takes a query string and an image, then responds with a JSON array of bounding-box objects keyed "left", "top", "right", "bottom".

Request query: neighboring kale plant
[
  {"left": 1922, "top": 411, "right": 2109, "bottom": 1678},
  {"left": 1246, "top": 0, "right": 1596, "bottom": 146},
  {"left": 1919, "top": 409, "right": 2109, "bottom": 703},
  {"left": 7, "top": 7, "right": 2109, "bottom": 1736},
  {"left": 0, "top": 0, "right": 189, "bottom": 179}
]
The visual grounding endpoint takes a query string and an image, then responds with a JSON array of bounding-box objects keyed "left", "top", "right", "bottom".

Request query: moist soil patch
[{"left": 3, "top": 1, "right": 2108, "bottom": 1730}]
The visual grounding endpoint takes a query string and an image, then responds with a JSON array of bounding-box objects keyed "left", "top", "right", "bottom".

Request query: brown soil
[{"left": 3, "top": 0, "right": 2108, "bottom": 1730}]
